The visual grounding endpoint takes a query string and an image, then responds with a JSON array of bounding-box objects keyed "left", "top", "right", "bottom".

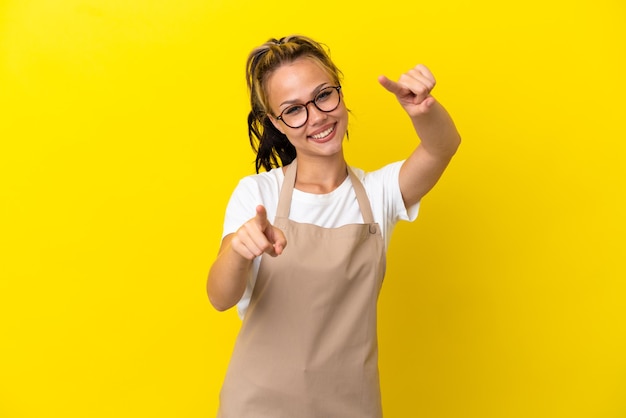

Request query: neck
[{"left": 290, "top": 156, "right": 348, "bottom": 194}]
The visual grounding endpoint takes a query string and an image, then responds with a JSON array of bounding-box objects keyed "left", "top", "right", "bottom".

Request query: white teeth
[{"left": 311, "top": 126, "right": 334, "bottom": 140}]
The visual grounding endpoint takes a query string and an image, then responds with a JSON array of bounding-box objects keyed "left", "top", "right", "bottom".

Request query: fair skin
[{"left": 207, "top": 57, "right": 460, "bottom": 311}]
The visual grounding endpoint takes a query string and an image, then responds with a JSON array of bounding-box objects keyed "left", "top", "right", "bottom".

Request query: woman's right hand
[{"left": 231, "top": 205, "right": 287, "bottom": 259}]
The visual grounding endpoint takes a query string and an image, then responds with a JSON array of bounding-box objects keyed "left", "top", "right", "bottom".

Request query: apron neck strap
[{"left": 277, "top": 159, "right": 375, "bottom": 224}]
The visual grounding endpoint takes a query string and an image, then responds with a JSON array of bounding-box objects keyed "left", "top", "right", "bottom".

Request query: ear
[{"left": 268, "top": 114, "right": 286, "bottom": 135}]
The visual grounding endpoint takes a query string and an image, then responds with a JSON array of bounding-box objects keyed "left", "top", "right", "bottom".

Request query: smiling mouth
[{"left": 310, "top": 124, "right": 335, "bottom": 140}]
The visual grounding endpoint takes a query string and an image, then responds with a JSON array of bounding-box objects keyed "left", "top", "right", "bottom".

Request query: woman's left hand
[{"left": 378, "top": 64, "right": 436, "bottom": 118}]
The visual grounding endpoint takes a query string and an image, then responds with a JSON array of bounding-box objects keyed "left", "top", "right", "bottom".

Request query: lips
[{"left": 308, "top": 124, "right": 336, "bottom": 142}]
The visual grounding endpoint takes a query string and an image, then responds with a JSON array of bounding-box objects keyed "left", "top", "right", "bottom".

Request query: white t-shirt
[{"left": 222, "top": 160, "right": 419, "bottom": 318}]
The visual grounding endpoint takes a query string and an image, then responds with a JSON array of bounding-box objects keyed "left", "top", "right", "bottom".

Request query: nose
[{"left": 306, "top": 102, "right": 327, "bottom": 125}]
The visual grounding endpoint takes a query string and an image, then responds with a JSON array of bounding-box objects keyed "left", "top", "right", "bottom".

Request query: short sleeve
[
  {"left": 222, "top": 178, "right": 262, "bottom": 239},
  {"left": 359, "top": 160, "right": 420, "bottom": 250}
]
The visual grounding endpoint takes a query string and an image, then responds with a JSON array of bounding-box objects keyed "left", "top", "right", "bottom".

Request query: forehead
[{"left": 266, "top": 57, "right": 334, "bottom": 103}]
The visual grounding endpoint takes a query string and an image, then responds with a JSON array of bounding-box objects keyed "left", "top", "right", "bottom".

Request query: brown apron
[{"left": 218, "top": 160, "right": 386, "bottom": 418}]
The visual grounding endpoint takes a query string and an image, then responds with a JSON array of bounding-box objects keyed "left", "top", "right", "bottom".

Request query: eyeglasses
[{"left": 275, "top": 86, "right": 342, "bottom": 129}]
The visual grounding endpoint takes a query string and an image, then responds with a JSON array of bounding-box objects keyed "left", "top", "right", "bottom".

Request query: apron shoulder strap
[
  {"left": 276, "top": 159, "right": 297, "bottom": 219},
  {"left": 277, "top": 159, "right": 375, "bottom": 224},
  {"left": 347, "top": 167, "right": 375, "bottom": 224}
]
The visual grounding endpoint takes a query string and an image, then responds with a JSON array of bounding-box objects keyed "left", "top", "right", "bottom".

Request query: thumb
[
  {"left": 421, "top": 96, "right": 436, "bottom": 108},
  {"left": 270, "top": 227, "right": 287, "bottom": 256}
]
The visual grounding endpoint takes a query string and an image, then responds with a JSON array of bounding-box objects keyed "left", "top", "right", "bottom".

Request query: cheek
[
  {"left": 335, "top": 104, "right": 349, "bottom": 124},
  {"left": 284, "top": 129, "right": 305, "bottom": 142}
]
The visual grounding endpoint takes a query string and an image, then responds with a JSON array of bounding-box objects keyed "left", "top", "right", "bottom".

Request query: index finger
[
  {"left": 377, "top": 75, "right": 408, "bottom": 96},
  {"left": 254, "top": 205, "right": 268, "bottom": 230}
]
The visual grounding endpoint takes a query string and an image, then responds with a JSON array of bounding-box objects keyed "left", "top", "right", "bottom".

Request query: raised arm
[
  {"left": 207, "top": 205, "right": 287, "bottom": 311},
  {"left": 378, "top": 64, "right": 461, "bottom": 208}
]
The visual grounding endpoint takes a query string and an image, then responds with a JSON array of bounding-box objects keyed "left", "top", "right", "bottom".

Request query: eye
[
  {"left": 316, "top": 89, "right": 333, "bottom": 102},
  {"left": 283, "top": 105, "right": 304, "bottom": 116}
]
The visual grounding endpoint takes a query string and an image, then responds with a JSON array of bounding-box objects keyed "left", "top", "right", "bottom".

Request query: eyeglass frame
[{"left": 274, "top": 85, "right": 342, "bottom": 129}]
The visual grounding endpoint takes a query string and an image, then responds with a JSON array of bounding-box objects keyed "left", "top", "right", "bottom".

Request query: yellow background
[{"left": 1, "top": 0, "right": 625, "bottom": 417}]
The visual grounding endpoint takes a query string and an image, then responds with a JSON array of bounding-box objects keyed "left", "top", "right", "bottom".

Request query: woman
[{"left": 207, "top": 35, "right": 461, "bottom": 417}]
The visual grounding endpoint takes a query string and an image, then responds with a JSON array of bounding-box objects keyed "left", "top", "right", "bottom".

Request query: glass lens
[
  {"left": 281, "top": 104, "right": 307, "bottom": 128},
  {"left": 314, "top": 87, "right": 340, "bottom": 112}
]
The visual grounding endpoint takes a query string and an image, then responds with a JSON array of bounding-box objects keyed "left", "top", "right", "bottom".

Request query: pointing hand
[
  {"left": 231, "top": 205, "right": 287, "bottom": 260},
  {"left": 378, "top": 64, "right": 436, "bottom": 117}
]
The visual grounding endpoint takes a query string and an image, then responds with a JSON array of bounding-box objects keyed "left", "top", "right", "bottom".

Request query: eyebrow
[{"left": 279, "top": 82, "right": 330, "bottom": 107}]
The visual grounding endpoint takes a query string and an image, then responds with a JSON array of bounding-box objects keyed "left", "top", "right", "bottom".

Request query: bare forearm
[
  {"left": 399, "top": 99, "right": 462, "bottom": 207},
  {"left": 208, "top": 206, "right": 287, "bottom": 312},
  {"left": 207, "top": 237, "right": 253, "bottom": 311},
  {"left": 410, "top": 100, "right": 461, "bottom": 158}
]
